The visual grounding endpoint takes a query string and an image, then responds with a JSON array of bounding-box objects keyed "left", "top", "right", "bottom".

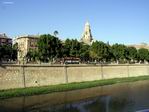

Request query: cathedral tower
[{"left": 81, "top": 21, "right": 93, "bottom": 45}]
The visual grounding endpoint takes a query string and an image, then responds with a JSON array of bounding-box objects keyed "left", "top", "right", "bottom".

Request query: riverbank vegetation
[{"left": 1, "top": 75, "right": 149, "bottom": 99}]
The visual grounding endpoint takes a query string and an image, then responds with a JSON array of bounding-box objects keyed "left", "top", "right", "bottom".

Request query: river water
[{"left": 1, "top": 80, "right": 149, "bottom": 112}]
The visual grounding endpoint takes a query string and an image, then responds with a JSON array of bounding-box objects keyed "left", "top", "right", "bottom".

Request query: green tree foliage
[
  {"left": 69, "top": 39, "right": 81, "bottom": 57},
  {"left": 37, "top": 34, "right": 62, "bottom": 62},
  {"left": 125, "top": 46, "right": 137, "bottom": 63},
  {"left": 63, "top": 39, "right": 81, "bottom": 57},
  {"left": 53, "top": 30, "right": 59, "bottom": 37},
  {"left": 111, "top": 44, "right": 127, "bottom": 63},
  {"left": 0, "top": 45, "right": 3, "bottom": 61},
  {"left": 0, "top": 44, "right": 17, "bottom": 62},
  {"left": 62, "top": 39, "right": 71, "bottom": 57},
  {"left": 138, "top": 48, "right": 149, "bottom": 62},
  {"left": 62, "top": 39, "right": 91, "bottom": 62},
  {"left": 79, "top": 43, "right": 90, "bottom": 62},
  {"left": 12, "top": 43, "right": 18, "bottom": 61},
  {"left": 26, "top": 49, "right": 39, "bottom": 62},
  {"left": 90, "top": 41, "right": 110, "bottom": 62}
]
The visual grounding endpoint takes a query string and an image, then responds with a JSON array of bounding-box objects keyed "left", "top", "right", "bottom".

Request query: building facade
[
  {"left": 128, "top": 43, "right": 149, "bottom": 50},
  {"left": 15, "top": 35, "right": 39, "bottom": 63},
  {"left": 81, "top": 21, "right": 93, "bottom": 45},
  {"left": 0, "top": 33, "right": 12, "bottom": 46}
]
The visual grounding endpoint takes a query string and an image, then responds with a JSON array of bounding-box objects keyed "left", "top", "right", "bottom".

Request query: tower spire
[{"left": 81, "top": 21, "right": 93, "bottom": 45}]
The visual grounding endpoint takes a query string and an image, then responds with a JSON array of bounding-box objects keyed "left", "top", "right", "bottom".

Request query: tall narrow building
[{"left": 81, "top": 21, "right": 93, "bottom": 45}]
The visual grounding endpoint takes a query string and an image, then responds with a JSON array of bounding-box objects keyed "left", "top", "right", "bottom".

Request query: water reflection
[
  {"left": 1, "top": 80, "right": 149, "bottom": 112},
  {"left": 27, "top": 95, "right": 134, "bottom": 112}
]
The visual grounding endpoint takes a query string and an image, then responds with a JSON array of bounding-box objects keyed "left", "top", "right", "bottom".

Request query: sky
[{"left": 0, "top": 0, "right": 149, "bottom": 44}]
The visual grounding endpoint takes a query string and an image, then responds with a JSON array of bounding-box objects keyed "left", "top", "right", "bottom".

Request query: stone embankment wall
[{"left": 0, "top": 64, "right": 149, "bottom": 90}]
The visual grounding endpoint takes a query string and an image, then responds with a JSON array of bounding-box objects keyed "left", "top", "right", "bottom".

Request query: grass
[{"left": 1, "top": 75, "right": 149, "bottom": 99}]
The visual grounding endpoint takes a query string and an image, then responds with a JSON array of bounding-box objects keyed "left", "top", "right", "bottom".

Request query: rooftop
[
  {"left": 16, "top": 35, "right": 40, "bottom": 39},
  {"left": 0, "top": 33, "right": 8, "bottom": 38},
  {"left": 128, "top": 43, "right": 149, "bottom": 49}
]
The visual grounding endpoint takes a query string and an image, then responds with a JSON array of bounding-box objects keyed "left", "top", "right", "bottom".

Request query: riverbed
[{"left": 1, "top": 80, "right": 149, "bottom": 112}]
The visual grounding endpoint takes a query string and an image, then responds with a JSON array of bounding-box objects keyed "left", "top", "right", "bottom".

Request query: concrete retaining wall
[{"left": 0, "top": 64, "right": 149, "bottom": 90}]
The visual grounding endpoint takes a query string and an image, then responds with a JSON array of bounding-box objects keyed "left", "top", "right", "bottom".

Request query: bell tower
[{"left": 81, "top": 21, "right": 93, "bottom": 45}]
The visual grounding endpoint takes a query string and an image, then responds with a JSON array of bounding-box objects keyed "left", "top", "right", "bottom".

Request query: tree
[
  {"left": 62, "top": 39, "right": 71, "bottom": 57},
  {"left": 53, "top": 30, "right": 59, "bottom": 37},
  {"left": 26, "top": 49, "right": 39, "bottom": 62},
  {"left": 125, "top": 46, "right": 137, "bottom": 63},
  {"left": 11, "top": 43, "right": 18, "bottom": 61},
  {"left": 90, "top": 41, "right": 101, "bottom": 60},
  {"left": 0, "top": 45, "right": 12, "bottom": 62},
  {"left": 0, "top": 45, "right": 2, "bottom": 62},
  {"left": 138, "top": 48, "right": 149, "bottom": 63},
  {"left": 69, "top": 39, "right": 81, "bottom": 57},
  {"left": 62, "top": 39, "right": 81, "bottom": 57},
  {"left": 90, "top": 41, "right": 110, "bottom": 62},
  {"left": 79, "top": 43, "right": 90, "bottom": 62},
  {"left": 37, "top": 34, "right": 62, "bottom": 62},
  {"left": 111, "top": 44, "right": 127, "bottom": 64}
]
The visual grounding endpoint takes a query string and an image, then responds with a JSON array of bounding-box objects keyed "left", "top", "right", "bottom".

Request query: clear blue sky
[{"left": 0, "top": 0, "right": 149, "bottom": 44}]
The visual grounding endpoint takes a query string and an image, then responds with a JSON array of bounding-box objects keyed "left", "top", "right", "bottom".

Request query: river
[{"left": 1, "top": 80, "right": 149, "bottom": 112}]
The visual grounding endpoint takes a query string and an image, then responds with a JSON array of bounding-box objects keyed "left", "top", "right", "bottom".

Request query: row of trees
[
  {"left": 90, "top": 41, "right": 149, "bottom": 63},
  {"left": 26, "top": 34, "right": 149, "bottom": 64}
]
